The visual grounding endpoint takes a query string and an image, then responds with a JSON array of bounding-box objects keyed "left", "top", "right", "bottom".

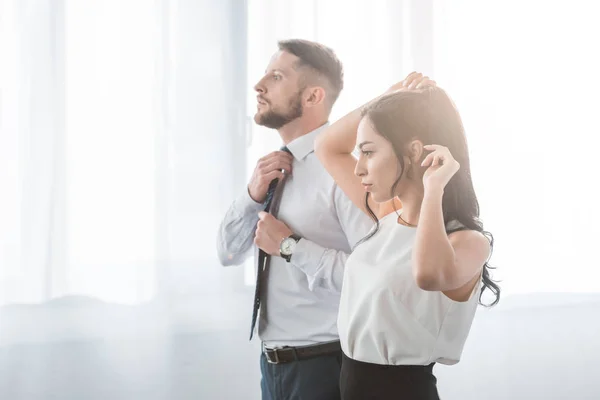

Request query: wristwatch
[{"left": 279, "top": 234, "right": 301, "bottom": 262}]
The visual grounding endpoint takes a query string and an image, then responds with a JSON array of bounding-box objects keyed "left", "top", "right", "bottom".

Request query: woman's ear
[{"left": 406, "top": 139, "right": 425, "bottom": 165}]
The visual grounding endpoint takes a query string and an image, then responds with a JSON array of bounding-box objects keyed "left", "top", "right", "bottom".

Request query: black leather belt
[{"left": 263, "top": 340, "right": 341, "bottom": 364}]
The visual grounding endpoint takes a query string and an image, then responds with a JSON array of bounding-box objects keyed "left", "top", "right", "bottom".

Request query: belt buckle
[
  {"left": 268, "top": 349, "right": 280, "bottom": 364},
  {"left": 264, "top": 346, "right": 282, "bottom": 364}
]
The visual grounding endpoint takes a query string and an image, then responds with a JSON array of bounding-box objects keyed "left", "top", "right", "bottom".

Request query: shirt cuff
[
  {"left": 290, "top": 239, "right": 325, "bottom": 278},
  {"left": 232, "top": 188, "right": 265, "bottom": 217}
]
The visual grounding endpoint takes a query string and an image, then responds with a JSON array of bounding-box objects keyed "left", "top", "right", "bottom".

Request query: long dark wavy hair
[{"left": 358, "top": 87, "right": 500, "bottom": 307}]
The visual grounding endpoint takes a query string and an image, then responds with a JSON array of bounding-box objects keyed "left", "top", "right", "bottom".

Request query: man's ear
[{"left": 303, "top": 86, "right": 326, "bottom": 107}]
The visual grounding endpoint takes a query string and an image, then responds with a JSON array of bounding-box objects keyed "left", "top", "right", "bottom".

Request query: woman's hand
[
  {"left": 421, "top": 144, "right": 460, "bottom": 193},
  {"left": 385, "top": 72, "right": 436, "bottom": 94}
]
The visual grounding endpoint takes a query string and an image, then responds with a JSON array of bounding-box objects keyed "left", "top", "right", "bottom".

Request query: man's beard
[{"left": 255, "top": 92, "right": 303, "bottom": 129}]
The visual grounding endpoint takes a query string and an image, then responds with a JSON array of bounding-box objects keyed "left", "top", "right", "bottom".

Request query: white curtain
[
  {"left": 432, "top": 0, "right": 600, "bottom": 294},
  {"left": 0, "top": 0, "right": 248, "bottom": 306},
  {"left": 247, "top": 0, "right": 600, "bottom": 296},
  {"left": 0, "top": 0, "right": 67, "bottom": 305}
]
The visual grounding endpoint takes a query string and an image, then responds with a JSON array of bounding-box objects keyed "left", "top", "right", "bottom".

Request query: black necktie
[{"left": 249, "top": 146, "right": 291, "bottom": 340}]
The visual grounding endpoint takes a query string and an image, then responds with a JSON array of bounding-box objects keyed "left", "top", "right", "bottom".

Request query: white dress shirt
[{"left": 217, "top": 123, "right": 373, "bottom": 347}]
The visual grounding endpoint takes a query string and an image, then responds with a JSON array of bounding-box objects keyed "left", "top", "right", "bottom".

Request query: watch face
[{"left": 280, "top": 237, "right": 297, "bottom": 256}]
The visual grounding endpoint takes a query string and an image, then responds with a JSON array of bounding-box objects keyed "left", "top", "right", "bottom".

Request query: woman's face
[{"left": 354, "top": 117, "right": 405, "bottom": 203}]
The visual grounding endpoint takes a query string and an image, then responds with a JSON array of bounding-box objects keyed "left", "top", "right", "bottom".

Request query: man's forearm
[
  {"left": 217, "top": 190, "right": 264, "bottom": 266},
  {"left": 290, "top": 239, "right": 349, "bottom": 293}
]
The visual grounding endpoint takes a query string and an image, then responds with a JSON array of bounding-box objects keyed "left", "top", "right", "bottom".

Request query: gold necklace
[{"left": 397, "top": 212, "right": 417, "bottom": 227}]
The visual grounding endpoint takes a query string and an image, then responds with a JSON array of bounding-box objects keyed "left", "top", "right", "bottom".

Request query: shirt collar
[{"left": 286, "top": 122, "right": 330, "bottom": 161}]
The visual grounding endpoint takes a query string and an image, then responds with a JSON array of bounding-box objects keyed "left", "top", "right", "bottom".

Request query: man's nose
[{"left": 254, "top": 78, "right": 266, "bottom": 94}]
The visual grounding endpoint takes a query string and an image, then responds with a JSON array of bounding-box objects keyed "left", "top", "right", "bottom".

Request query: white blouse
[{"left": 337, "top": 212, "right": 482, "bottom": 365}]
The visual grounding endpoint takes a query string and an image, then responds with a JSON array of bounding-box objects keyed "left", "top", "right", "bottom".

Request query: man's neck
[{"left": 278, "top": 117, "right": 328, "bottom": 145}]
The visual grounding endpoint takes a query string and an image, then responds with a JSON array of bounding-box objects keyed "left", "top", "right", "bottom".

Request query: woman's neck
[{"left": 397, "top": 184, "right": 424, "bottom": 226}]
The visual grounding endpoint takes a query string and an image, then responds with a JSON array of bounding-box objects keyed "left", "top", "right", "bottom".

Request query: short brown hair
[{"left": 278, "top": 39, "right": 344, "bottom": 107}]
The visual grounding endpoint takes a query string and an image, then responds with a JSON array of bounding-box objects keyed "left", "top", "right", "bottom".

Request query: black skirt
[{"left": 339, "top": 352, "right": 440, "bottom": 400}]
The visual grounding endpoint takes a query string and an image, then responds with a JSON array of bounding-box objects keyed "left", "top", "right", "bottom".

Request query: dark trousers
[
  {"left": 260, "top": 350, "right": 342, "bottom": 400},
  {"left": 339, "top": 353, "right": 440, "bottom": 400}
]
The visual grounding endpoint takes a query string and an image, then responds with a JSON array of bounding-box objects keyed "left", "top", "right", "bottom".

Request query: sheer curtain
[
  {"left": 1, "top": 3, "right": 254, "bottom": 396},
  {"left": 0, "top": 0, "right": 67, "bottom": 305},
  {"left": 0, "top": 0, "right": 248, "bottom": 306},
  {"left": 432, "top": 0, "right": 600, "bottom": 295}
]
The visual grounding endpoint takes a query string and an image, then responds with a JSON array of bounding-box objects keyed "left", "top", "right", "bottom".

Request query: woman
[{"left": 314, "top": 72, "right": 500, "bottom": 399}]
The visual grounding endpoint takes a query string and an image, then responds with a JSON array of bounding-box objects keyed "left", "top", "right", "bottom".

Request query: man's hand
[
  {"left": 254, "top": 211, "right": 293, "bottom": 256},
  {"left": 386, "top": 71, "right": 436, "bottom": 94},
  {"left": 248, "top": 151, "right": 294, "bottom": 203}
]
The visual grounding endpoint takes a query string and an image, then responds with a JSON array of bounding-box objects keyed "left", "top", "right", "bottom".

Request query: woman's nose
[{"left": 354, "top": 162, "right": 366, "bottom": 177}]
